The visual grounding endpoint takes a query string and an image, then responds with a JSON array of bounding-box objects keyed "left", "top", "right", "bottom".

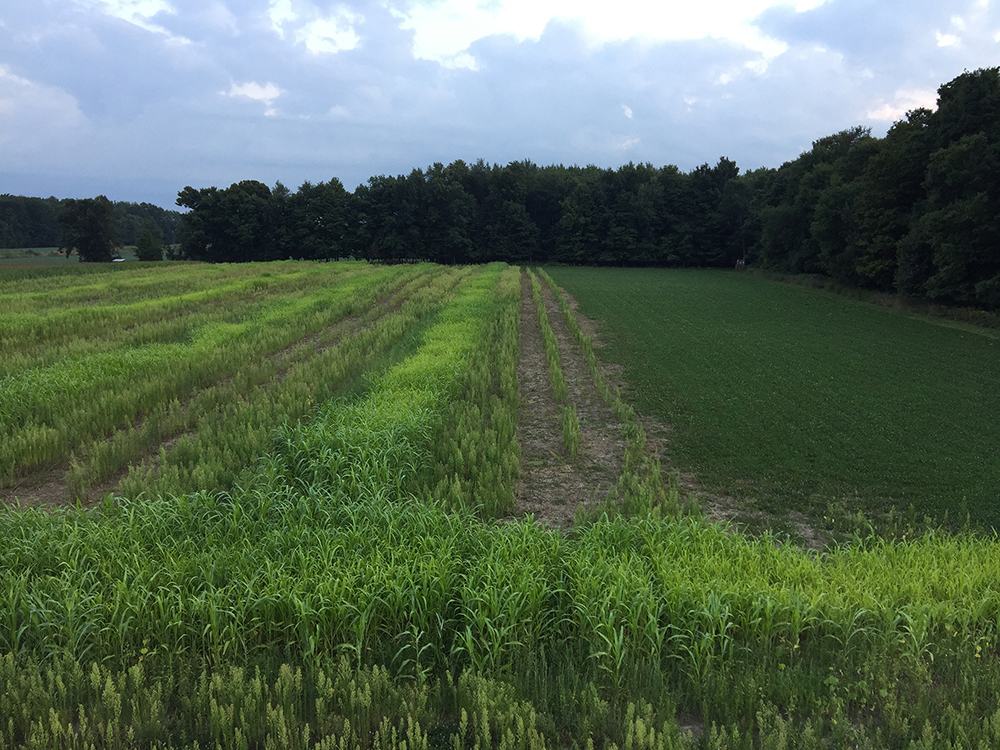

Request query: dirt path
[{"left": 511, "top": 272, "right": 625, "bottom": 531}]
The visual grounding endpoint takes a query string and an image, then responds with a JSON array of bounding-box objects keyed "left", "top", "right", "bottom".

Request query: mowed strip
[{"left": 546, "top": 267, "right": 1000, "bottom": 528}]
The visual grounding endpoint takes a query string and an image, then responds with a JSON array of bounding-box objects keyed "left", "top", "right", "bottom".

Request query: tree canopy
[
  {"left": 9, "top": 68, "right": 1000, "bottom": 309},
  {"left": 58, "top": 196, "right": 120, "bottom": 263}
]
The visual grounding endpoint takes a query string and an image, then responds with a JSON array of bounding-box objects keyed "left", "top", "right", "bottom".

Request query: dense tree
[
  {"left": 279, "top": 179, "right": 352, "bottom": 260},
  {"left": 134, "top": 220, "right": 164, "bottom": 261},
  {"left": 0, "top": 195, "right": 180, "bottom": 250},
  {"left": 918, "top": 132, "right": 1000, "bottom": 305},
  {"left": 176, "top": 180, "right": 278, "bottom": 262},
  {"left": 59, "top": 196, "right": 120, "bottom": 262},
  {"left": 853, "top": 109, "right": 932, "bottom": 291},
  {"left": 156, "top": 68, "right": 1000, "bottom": 311},
  {"left": 0, "top": 195, "right": 61, "bottom": 248}
]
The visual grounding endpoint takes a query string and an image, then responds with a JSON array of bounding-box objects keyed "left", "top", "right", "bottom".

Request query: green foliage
[
  {"left": 749, "top": 68, "right": 1000, "bottom": 310},
  {"left": 547, "top": 266, "right": 1000, "bottom": 529},
  {"left": 134, "top": 222, "right": 163, "bottom": 261},
  {"left": 560, "top": 403, "right": 579, "bottom": 460},
  {"left": 0, "top": 261, "right": 429, "bottom": 498},
  {"left": 427, "top": 265, "right": 521, "bottom": 516},
  {"left": 58, "top": 196, "right": 120, "bottom": 263},
  {"left": 5, "top": 262, "right": 1000, "bottom": 747},
  {"left": 176, "top": 180, "right": 280, "bottom": 262}
]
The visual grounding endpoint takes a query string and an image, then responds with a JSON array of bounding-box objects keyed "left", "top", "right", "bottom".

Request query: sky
[{"left": 1, "top": 0, "right": 998, "bottom": 209}]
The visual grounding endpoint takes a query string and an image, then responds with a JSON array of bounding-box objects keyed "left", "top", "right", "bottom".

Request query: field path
[{"left": 513, "top": 271, "right": 624, "bottom": 529}]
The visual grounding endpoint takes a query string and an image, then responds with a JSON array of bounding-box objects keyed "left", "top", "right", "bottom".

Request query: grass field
[
  {"left": 546, "top": 267, "right": 1000, "bottom": 530},
  {"left": 3, "top": 262, "right": 1000, "bottom": 748}
]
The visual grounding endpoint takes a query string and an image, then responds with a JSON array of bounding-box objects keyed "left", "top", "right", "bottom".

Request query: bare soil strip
[{"left": 512, "top": 271, "right": 625, "bottom": 530}]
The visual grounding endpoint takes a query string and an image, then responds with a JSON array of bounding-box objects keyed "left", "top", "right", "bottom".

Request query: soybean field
[
  {"left": 547, "top": 267, "right": 1000, "bottom": 530},
  {"left": 2, "top": 261, "right": 1000, "bottom": 749}
]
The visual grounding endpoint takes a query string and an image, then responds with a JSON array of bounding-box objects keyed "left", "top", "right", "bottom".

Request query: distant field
[
  {"left": 0, "top": 246, "right": 140, "bottom": 262},
  {"left": 547, "top": 267, "right": 1000, "bottom": 529}
]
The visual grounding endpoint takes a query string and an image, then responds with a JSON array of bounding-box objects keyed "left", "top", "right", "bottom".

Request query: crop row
[
  {"left": 424, "top": 265, "right": 521, "bottom": 516},
  {"left": 5, "top": 499, "right": 1000, "bottom": 745},
  {"left": 536, "top": 269, "right": 675, "bottom": 517},
  {"left": 2, "top": 263, "right": 1000, "bottom": 747},
  {"left": 107, "top": 266, "right": 467, "bottom": 500},
  {"left": 0, "top": 263, "right": 365, "bottom": 375},
  {"left": 0, "top": 263, "right": 443, "bottom": 495},
  {"left": 527, "top": 269, "right": 581, "bottom": 461}
]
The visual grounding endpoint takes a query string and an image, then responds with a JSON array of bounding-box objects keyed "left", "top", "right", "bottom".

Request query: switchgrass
[
  {"left": 426, "top": 265, "right": 521, "bottom": 516},
  {"left": 4, "top": 263, "right": 1000, "bottom": 747},
  {"left": 560, "top": 404, "right": 580, "bottom": 460},
  {"left": 0, "top": 263, "right": 420, "bottom": 490},
  {"left": 545, "top": 267, "right": 1000, "bottom": 529},
  {"left": 527, "top": 270, "right": 569, "bottom": 403}
]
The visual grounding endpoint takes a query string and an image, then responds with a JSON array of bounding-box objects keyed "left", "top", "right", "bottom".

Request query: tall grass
[
  {"left": 0, "top": 263, "right": 419, "bottom": 490},
  {"left": 3, "top": 263, "right": 1000, "bottom": 747}
]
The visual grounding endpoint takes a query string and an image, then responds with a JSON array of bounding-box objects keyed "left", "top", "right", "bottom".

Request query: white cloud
[
  {"left": 394, "top": 0, "right": 831, "bottom": 69},
  {"left": 936, "top": 30, "right": 960, "bottom": 46},
  {"left": 866, "top": 88, "right": 937, "bottom": 122},
  {"left": 298, "top": 14, "right": 360, "bottom": 54},
  {"left": 622, "top": 104, "right": 633, "bottom": 118},
  {"left": 269, "top": 0, "right": 298, "bottom": 33},
  {"left": 613, "top": 135, "right": 640, "bottom": 150},
  {"left": 227, "top": 81, "right": 282, "bottom": 115},
  {"left": 269, "top": 1, "right": 361, "bottom": 54},
  {"left": 88, "top": 0, "right": 177, "bottom": 34}
]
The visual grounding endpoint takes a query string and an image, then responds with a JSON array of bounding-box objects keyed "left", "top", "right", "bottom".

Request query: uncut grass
[
  {"left": 0, "top": 268, "right": 1000, "bottom": 747},
  {"left": 0, "top": 263, "right": 379, "bottom": 374},
  {"left": 4, "top": 264, "right": 1000, "bottom": 746},
  {"left": 111, "top": 265, "right": 469, "bottom": 501},
  {"left": 546, "top": 267, "right": 1000, "bottom": 529},
  {"left": 0, "top": 264, "right": 416, "bottom": 487}
]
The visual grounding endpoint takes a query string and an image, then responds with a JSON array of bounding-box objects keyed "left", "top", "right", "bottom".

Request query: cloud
[
  {"left": 393, "top": 0, "right": 831, "bottom": 69},
  {"left": 227, "top": 81, "right": 282, "bottom": 115},
  {"left": 2, "top": 0, "right": 1000, "bottom": 209},
  {"left": 866, "top": 88, "right": 938, "bottom": 121},
  {"left": 0, "top": 66, "right": 87, "bottom": 156},
  {"left": 90, "top": 0, "right": 177, "bottom": 34},
  {"left": 269, "top": 1, "right": 362, "bottom": 54}
]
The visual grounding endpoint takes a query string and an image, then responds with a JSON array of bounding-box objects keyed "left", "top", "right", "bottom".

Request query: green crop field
[
  {"left": 2, "top": 262, "right": 1000, "bottom": 749},
  {"left": 547, "top": 267, "right": 1000, "bottom": 530}
]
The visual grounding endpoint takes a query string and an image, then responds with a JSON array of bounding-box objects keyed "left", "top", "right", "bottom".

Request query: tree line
[
  {"left": 175, "top": 68, "right": 1000, "bottom": 308},
  {"left": 174, "top": 157, "right": 745, "bottom": 268},
  {"left": 7, "top": 67, "right": 998, "bottom": 309},
  {"left": 0, "top": 195, "right": 181, "bottom": 253}
]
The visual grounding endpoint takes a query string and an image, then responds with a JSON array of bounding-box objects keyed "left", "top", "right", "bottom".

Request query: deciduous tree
[{"left": 59, "top": 196, "right": 119, "bottom": 262}]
